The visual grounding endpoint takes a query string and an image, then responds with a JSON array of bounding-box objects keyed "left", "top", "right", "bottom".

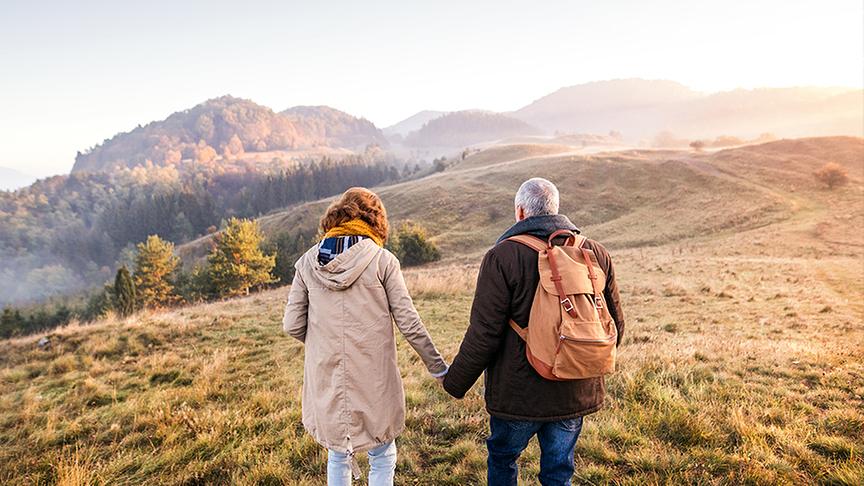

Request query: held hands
[{"left": 432, "top": 364, "right": 449, "bottom": 388}]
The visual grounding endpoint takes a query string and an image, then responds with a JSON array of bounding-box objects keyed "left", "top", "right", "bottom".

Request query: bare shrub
[{"left": 813, "top": 163, "right": 848, "bottom": 189}]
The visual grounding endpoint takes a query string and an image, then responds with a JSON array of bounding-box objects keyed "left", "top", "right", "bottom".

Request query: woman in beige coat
[{"left": 283, "top": 187, "right": 448, "bottom": 486}]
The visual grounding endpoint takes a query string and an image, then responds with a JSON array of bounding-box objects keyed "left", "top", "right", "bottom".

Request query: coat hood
[{"left": 304, "top": 238, "right": 381, "bottom": 290}]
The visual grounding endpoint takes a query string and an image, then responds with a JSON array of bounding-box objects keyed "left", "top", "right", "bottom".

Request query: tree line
[
  {"left": 0, "top": 218, "right": 441, "bottom": 338},
  {"left": 1, "top": 218, "right": 276, "bottom": 337},
  {"left": 0, "top": 155, "right": 410, "bottom": 306}
]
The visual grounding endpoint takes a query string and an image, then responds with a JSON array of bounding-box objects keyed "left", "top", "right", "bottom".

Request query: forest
[{"left": 0, "top": 154, "right": 423, "bottom": 309}]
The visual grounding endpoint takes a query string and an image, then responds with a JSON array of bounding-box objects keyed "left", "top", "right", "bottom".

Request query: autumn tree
[
  {"left": 196, "top": 143, "right": 218, "bottom": 164},
  {"left": 223, "top": 134, "right": 245, "bottom": 158},
  {"left": 208, "top": 218, "right": 277, "bottom": 297},
  {"left": 689, "top": 140, "right": 706, "bottom": 152},
  {"left": 813, "top": 162, "right": 849, "bottom": 189},
  {"left": 133, "top": 235, "right": 181, "bottom": 308},
  {"left": 112, "top": 266, "right": 136, "bottom": 317}
]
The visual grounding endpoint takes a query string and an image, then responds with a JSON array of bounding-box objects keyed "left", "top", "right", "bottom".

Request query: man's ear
[{"left": 515, "top": 205, "right": 526, "bottom": 222}]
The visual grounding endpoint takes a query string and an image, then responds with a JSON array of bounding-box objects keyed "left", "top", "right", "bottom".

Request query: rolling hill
[
  {"left": 383, "top": 110, "right": 448, "bottom": 137},
  {"left": 71, "top": 97, "right": 388, "bottom": 174},
  {"left": 281, "top": 105, "right": 388, "bottom": 149},
  {"left": 177, "top": 136, "right": 864, "bottom": 266},
  {"left": 512, "top": 79, "right": 863, "bottom": 141},
  {"left": 402, "top": 111, "right": 542, "bottom": 148}
]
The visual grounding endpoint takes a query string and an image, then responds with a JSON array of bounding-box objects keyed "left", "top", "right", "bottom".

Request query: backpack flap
[{"left": 537, "top": 249, "right": 606, "bottom": 297}]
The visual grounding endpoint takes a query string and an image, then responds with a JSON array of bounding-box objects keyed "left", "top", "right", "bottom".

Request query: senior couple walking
[{"left": 283, "top": 178, "right": 625, "bottom": 486}]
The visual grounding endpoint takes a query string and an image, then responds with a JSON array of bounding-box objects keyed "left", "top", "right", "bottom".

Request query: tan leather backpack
[{"left": 507, "top": 229, "right": 617, "bottom": 380}]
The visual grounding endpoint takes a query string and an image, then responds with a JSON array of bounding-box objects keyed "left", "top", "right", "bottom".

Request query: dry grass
[
  {"left": 2, "top": 239, "right": 861, "bottom": 484},
  {"left": 2, "top": 137, "right": 863, "bottom": 484},
  {"left": 179, "top": 138, "right": 861, "bottom": 263}
]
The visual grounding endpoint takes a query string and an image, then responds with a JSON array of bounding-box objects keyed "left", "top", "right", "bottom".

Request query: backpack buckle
[
  {"left": 561, "top": 297, "right": 575, "bottom": 313},
  {"left": 593, "top": 296, "right": 603, "bottom": 309}
]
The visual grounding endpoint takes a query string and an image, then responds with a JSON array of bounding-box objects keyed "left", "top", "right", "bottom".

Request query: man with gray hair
[{"left": 443, "top": 177, "right": 625, "bottom": 486}]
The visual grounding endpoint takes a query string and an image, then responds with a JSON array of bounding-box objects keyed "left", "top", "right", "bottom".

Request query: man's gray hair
[{"left": 514, "top": 177, "right": 559, "bottom": 217}]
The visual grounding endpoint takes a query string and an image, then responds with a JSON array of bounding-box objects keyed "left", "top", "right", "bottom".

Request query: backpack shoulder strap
[
  {"left": 568, "top": 234, "right": 587, "bottom": 248},
  {"left": 505, "top": 234, "right": 547, "bottom": 252},
  {"left": 508, "top": 319, "right": 528, "bottom": 341},
  {"left": 577, "top": 238, "right": 604, "bottom": 309},
  {"left": 504, "top": 235, "right": 545, "bottom": 340}
]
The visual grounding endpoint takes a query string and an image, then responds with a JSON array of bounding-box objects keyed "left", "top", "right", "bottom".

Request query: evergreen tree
[
  {"left": 389, "top": 222, "right": 441, "bottom": 267},
  {"left": 175, "top": 264, "right": 215, "bottom": 303},
  {"left": 268, "top": 231, "right": 311, "bottom": 284},
  {"left": 113, "top": 266, "right": 136, "bottom": 317},
  {"left": 133, "top": 235, "right": 181, "bottom": 308},
  {"left": 171, "top": 212, "right": 195, "bottom": 242},
  {"left": 83, "top": 286, "right": 113, "bottom": 321},
  {"left": 208, "top": 218, "right": 277, "bottom": 297},
  {"left": 1, "top": 308, "right": 19, "bottom": 339}
]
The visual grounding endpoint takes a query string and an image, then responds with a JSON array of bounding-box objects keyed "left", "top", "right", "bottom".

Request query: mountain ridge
[
  {"left": 402, "top": 110, "right": 541, "bottom": 148},
  {"left": 71, "top": 96, "right": 388, "bottom": 174},
  {"left": 511, "top": 79, "right": 862, "bottom": 140},
  {"left": 383, "top": 110, "right": 448, "bottom": 137}
]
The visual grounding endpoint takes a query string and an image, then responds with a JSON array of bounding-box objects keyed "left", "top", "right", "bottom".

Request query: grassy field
[{"left": 2, "top": 137, "right": 863, "bottom": 485}]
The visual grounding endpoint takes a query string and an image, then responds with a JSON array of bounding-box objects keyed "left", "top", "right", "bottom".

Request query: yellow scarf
[{"left": 323, "top": 219, "right": 384, "bottom": 247}]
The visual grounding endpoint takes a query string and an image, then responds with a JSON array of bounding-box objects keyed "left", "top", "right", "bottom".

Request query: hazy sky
[{"left": 1, "top": 0, "right": 862, "bottom": 177}]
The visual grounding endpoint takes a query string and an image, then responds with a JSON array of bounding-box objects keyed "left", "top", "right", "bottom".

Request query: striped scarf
[{"left": 318, "top": 235, "right": 366, "bottom": 266}]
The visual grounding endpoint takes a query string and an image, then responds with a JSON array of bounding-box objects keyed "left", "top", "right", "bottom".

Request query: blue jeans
[
  {"left": 487, "top": 416, "right": 584, "bottom": 486},
  {"left": 327, "top": 441, "right": 397, "bottom": 486}
]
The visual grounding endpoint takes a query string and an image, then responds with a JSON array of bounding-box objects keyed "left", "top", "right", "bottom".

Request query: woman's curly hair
[{"left": 320, "top": 187, "right": 389, "bottom": 243}]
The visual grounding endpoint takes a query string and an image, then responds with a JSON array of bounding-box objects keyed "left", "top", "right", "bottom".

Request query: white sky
[{"left": 1, "top": 0, "right": 862, "bottom": 177}]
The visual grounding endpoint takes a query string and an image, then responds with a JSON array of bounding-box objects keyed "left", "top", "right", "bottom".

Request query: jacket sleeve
[
  {"left": 282, "top": 268, "right": 309, "bottom": 342},
  {"left": 443, "top": 249, "right": 511, "bottom": 399},
  {"left": 383, "top": 254, "right": 449, "bottom": 376},
  {"left": 595, "top": 243, "right": 625, "bottom": 346}
]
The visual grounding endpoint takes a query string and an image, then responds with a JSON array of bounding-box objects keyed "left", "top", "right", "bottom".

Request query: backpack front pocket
[{"left": 553, "top": 320, "right": 616, "bottom": 379}]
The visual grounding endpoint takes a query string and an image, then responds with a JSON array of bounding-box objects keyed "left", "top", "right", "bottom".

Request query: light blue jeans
[{"left": 327, "top": 441, "right": 397, "bottom": 486}]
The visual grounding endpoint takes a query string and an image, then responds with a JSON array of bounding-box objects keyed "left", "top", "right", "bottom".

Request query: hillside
[
  {"left": 71, "top": 97, "right": 387, "bottom": 174},
  {"left": 383, "top": 110, "right": 448, "bottom": 137},
  {"left": 513, "top": 79, "right": 863, "bottom": 141},
  {"left": 2, "top": 143, "right": 862, "bottom": 482},
  {"left": 281, "top": 105, "right": 388, "bottom": 148},
  {"left": 1, "top": 155, "right": 404, "bottom": 307},
  {"left": 403, "top": 110, "right": 542, "bottom": 148},
  {"left": 177, "top": 137, "right": 864, "bottom": 265}
]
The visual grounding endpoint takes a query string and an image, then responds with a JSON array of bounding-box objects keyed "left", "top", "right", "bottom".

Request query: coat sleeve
[
  {"left": 282, "top": 267, "right": 309, "bottom": 342},
  {"left": 383, "top": 254, "right": 449, "bottom": 376},
  {"left": 594, "top": 242, "right": 625, "bottom": 347},
  {"left": 443, "top": 249, "right": 511, "bottom": 399}
]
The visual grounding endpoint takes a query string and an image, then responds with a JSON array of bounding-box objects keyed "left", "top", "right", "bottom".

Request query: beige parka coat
[{"left": 283, "top": 239, "right": 448, "bottom": 454}]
